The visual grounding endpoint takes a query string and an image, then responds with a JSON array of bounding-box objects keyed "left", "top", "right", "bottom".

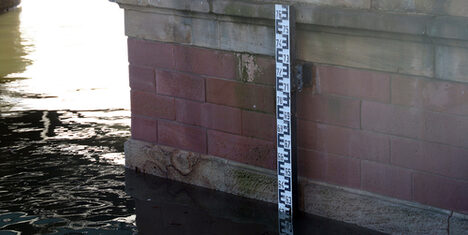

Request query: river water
[
  {"left": 0, "top": 0, "right": 135, "bottom": 234},
  {"left": 0, "top": 1, "right": 386, "bottom": 234}
]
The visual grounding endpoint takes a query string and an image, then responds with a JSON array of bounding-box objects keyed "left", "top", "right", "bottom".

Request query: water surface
[{"left": 0, "top": 0, "right": 134, "bottom": 233}]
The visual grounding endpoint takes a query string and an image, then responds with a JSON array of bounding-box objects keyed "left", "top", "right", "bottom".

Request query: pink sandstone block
[
  {"left": 391, "top": 137, "right": 468, "bottom": 180},
  {"left": 175, "top": 99, "right": 242, "bottom": 134},
  {"left": 206, "top": 78, "right": 275, "bottom": 113},
  {"left": 413, "top": 173, "right": 468, "bottom": 213},
  {"left": 156, "top": 70, "right": 205, "bottom": 102},
  {"left": 129, "top": 65, "right": 155, "bottom": 92},
  {"left": 298, "top": 148, "right": 327, "bottom": 181},
  {"left": 297, "top": 89, "right": 361, "bottom": 128},
  {"left": 361, "top": 101, "right": 424, "bottom": 138},
  {"left": 361, "top": 161, "right": 412, "bottom": 201},
  {"left": 131, "top": 115, "right": 157, "bottom": 144},
  {"left": 424, "top": 111, "right": 468, "bottom": 148},
  {"left": 174, "top": 45, "right": 237, "bottom": 80},
  {"left": 207, "top": 130, "right": 276, "bottom": 170},
  {"left": 297, "top": 119, "right": 390, "bottom": 163},
  {"left": 392, "top": 75, "right": 468, "bottom": 116},
  {"left": 130, "top": 90, "right": 175, "bottom": 120},
  {"left": 128, "top": 38, "right": 174, "bottom": 68},
  {"left": 326, "top": 154, "right": 361, "bottom": 189},
  {"left": 158, "top": 120, "right": 207, "bottom": 154},
  {"left": 319, "top": 65, "right": 390, "bottom": 103},
  {"left": 241, "top": 111, "right": 276, "bottom": 142}
]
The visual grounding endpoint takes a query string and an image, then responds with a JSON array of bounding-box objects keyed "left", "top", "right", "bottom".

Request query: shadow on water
[{"left": 126, "top": 170, "right": 387, "bottom": 235}]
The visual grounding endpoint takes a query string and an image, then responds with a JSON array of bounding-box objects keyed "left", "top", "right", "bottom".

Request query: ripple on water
[{"left": 0, "top": 109, "right": 135, "bottom": 234}]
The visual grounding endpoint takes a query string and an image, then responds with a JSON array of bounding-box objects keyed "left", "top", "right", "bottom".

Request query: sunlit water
[{"left": 0, "top": 0, "right": 134, "bottom": 234}]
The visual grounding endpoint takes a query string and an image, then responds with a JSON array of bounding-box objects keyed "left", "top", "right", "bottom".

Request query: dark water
[
  {"left": 0, "top": 1, "right": 386, "bottom": 234},
  {"left": 0, "top": 110, "right": 135, "bottom": 234}
]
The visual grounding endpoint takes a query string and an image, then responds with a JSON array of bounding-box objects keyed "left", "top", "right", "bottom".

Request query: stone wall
[{"left": 118, "top": 0, "right": 468, "bottom": 233}]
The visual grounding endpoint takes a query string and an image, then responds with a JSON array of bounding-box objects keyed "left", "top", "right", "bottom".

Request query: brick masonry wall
[
  {"left": 121, "top": 0, "right": 468, "bottom": 217},
  {"left": 128, "top": 36, "right": 468, "bottom": 214},
  {"left": 128, "top": 38, "right": 277, "bottom": 171}
]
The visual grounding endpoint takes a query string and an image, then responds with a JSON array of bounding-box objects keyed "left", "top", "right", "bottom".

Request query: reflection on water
[
  {"left": 126, "top": 170, "right": 386, "bottom": 235},
  {"left": 0, "top": 110, "right": 134, "bottom": 234},
  {"left": 0, "top": 7, "right": 32, "bottom": 80}
]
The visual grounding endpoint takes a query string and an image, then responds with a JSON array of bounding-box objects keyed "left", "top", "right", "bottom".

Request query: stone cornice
[{"left": 117, "top": 0, "right": 468, "bottom": 41}]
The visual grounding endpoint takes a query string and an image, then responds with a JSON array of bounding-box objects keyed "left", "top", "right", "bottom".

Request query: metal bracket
[{"left": 294, "top": 64, "right": 303, "bottom": 92}]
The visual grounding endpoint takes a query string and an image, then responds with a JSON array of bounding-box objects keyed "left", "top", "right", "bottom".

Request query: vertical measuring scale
[{"left": 275, "top": 4, "right": 296, "bottom": 235}]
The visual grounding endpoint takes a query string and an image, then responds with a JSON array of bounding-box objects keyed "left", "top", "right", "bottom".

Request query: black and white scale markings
[{"left": 275, "top": 4, "right": 294, "bottom": 235}]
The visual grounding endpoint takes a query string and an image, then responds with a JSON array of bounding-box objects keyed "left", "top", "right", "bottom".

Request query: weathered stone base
[
  {"left": 125, "top": 139, "right": 467, "bottom": 234},
  {"left": 124, "top": 138, "right": 276, "bottom": 203}
]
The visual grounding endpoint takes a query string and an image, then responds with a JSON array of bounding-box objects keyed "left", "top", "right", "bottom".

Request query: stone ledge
[
  {"left": 125, "top": 138, "right": 465, "bottom": 234},
  {"left": 117, "top": 0, "right": 468, "bottom": 41}
]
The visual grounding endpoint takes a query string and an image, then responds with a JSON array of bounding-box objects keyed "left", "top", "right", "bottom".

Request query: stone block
[
  {"left": 413, "top": 173, "right": 468, "bottom": 213},
  {"left": 298, "top": 148, "right": 327, "bottom": 181},
  {"left": 297, "top": 120, "right": 390, "bottom": 163},
  {"left": 424, "top": 111, "right": 468, "bottom": 148},
  {"left": 349, "top": 130, "right": 390, "bottom": 163},
  {"left": 392, "top": 75, "right": 468, "bottom": 116},
  {"left": 219, "top": 21, "right": 274, "bottom": 56},
  {"left": 450, "top": 213, "right": 468, "bottom": 235},
  {"left": 124, "top": 139, "right": 277, "bottom": 203},
  {"left": 131, "top": 90, "right": 175, "bottom": 120},
  {"left": 129, "top": 65, "right": 155, "bottom": 92},
  {"left": 131, "top": 115, "right": 158, "bottom": 144},
  {"left": 128, "top": 38, "right": 174, "bottom": 69},
  {"left": 158, "top": 120, "right": 207, "bottom": 154},
  {"left": 361, "top": 161, "right": 412, "bottom": 201},
  {"left": 326, "top": 154, "right": 361, "bottom": 189},
  {"left": 125, "top": 10, "right": 191, "bottom": 44},
  {"left": 239, "top": 54, "right": 276, "bottom": 86},
  {"left": 191, "top": 18, "right": 219, "bottom": 48},
  {"left": 156, "top": 70, "right": 205, "bottom": 102},
  {"left": 318, "top": 65, "right": 390, "bottom": 103},
  {"left": 241, "top": 111, "right": 276, "bottom": 142},
  {"left": 446, "top": 0, "right": 468, "bottom": 17},
  {"left": 207, "top": 130, "right": 276, "bottom": 170},
  {"left": 372, "top": 0, "right": 444, "bottom": 14},
  {"left": 297, "top": 89, "right": 361, "bottom": 128},
  {"left": 206, "top": 78, "right": 275, "bottom": 113},
  {"left": 429, "top": 16, "right": 468, "bottom": 41},
  {"left": 300, "top": 0, "right": 371, "bottom": 9},
  {"left": 297, "top": 30, "right": 434, "bottom": 77},
  {"left": 211, "top": 0, "right": 274, "bottom": 19},
  {"left": 373, "top": 0, "right": 468, "bottom": 17},
  {"left": 175, "top": 99, "right": 203, "bottom": 126},
  {"left": 303, "top": 182, "right": 449, "bottom": 234},
  {"left": 391, "top": 137, "right": 468, "bottom": 180},
  {"left": 174, "top": 45, "right": 238, "bottom": 80},
  {"left": 296, "top": 4, "right": 429, "bottom": 35},
  {"left": 361, "top": 101, "right": 424, "bottom": 138},
  {"left": 146, "top": 0, "right": 210, "bottom": 13},
  {"left": 436, "top": 46, "right": 468, "bottom": 83},
  {"left": 175, "top": 99, "right": 242, "bottom": 134},
  {"left": 202, "top": 103, "right": 242, "bottom": 134}
]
